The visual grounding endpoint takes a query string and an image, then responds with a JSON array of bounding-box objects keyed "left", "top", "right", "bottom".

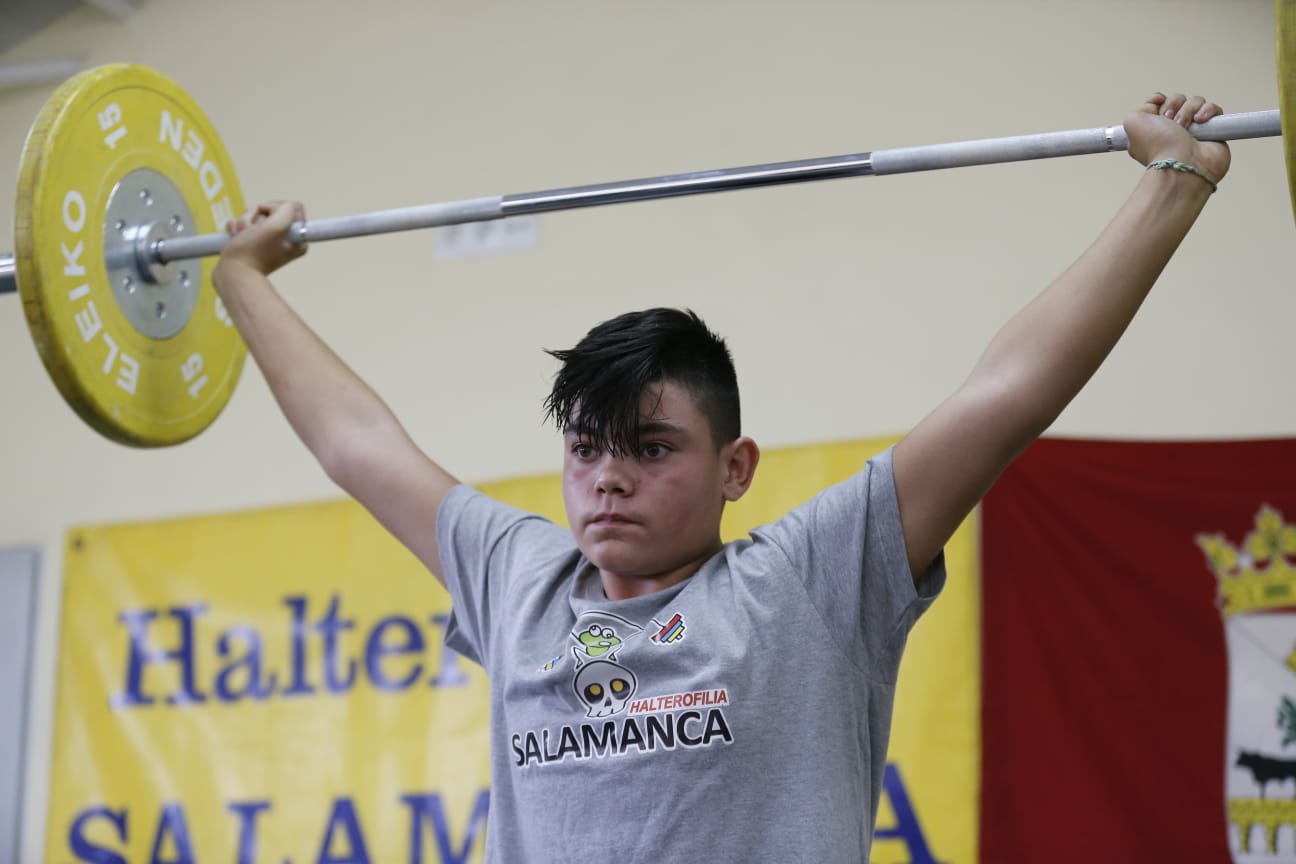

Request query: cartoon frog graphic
[{"left": 576, "top": 624, "right": 622, "bottom": 659}]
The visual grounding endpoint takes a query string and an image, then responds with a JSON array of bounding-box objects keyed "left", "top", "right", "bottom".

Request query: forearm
[
  {"left": 969, "top": 167, "right": 1212, "bottom": 440},
  {"left": 894, "top": 95, "right": 1226, "bottom": 580},
  {"left": 212, "top": 260, "right": 402, "bottom": 476}
]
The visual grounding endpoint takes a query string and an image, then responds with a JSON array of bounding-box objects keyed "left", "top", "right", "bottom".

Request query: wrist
[
  {"left": 1145, "top": 158, "right": 1219, "bottom": 193},
  {"left": 212, "top": 256, "right": 269, "bottom": 293}
]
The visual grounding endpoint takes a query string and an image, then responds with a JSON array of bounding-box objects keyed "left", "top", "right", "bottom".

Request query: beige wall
[{"left": 0, "top": 0, "right": 1288, "bottom": 859}]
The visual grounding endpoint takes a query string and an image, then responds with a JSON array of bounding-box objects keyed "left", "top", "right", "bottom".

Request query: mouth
[{"left": 589, "top": 514, "right": 637, "bottom": 527}]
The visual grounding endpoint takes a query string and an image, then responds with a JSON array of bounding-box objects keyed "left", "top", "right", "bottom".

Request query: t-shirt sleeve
[
  {"left": 436, "top": 484, "right": 573, "bottom": 667},
  {"left": 751, "top": 446, "right": 945, "bottom": 681}
]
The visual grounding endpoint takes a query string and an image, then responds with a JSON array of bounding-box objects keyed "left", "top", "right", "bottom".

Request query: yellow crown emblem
[{"left": 1196, "top": 505, "right": 1296, "bottom": 619}]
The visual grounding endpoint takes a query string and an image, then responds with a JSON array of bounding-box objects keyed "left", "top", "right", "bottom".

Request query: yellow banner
[{"left": 47, "top": 436, "right": 977, "bottom": 863}]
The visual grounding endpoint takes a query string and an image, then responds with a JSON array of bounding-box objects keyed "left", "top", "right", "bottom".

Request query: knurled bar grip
[
  {"left": 868, "top": 109, "right": 1276, "bottom": 173},
  {"left": 157, "top": 196, "right": 507, "bottom": 260},
  {"left": 0, "top": 109, "right": 1280, "bottom": 295}
]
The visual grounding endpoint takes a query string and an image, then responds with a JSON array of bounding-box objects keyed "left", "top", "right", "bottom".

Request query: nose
[{"left": 594, "top": 454, "right": 635, "bottom": 496}]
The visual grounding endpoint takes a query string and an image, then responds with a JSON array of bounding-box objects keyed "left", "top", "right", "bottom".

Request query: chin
[
  {"left": 583, "top": 544, "right": 663, "bottom": 579},
  {"left": 588, "top": 553, "right": 655, "bottom": 578}
]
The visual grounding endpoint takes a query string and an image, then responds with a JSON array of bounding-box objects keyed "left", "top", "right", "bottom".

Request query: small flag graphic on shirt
[{"left": 652, "top": 613, "right": 686, "bottom": 644}]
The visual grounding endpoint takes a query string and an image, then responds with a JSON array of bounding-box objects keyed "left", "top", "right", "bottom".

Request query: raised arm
[
  {"left": 212, "top": 201, "right": 459, "bottom": 585},
  {"left": 892, "top": 93, "right": 1231, "bottom": 580}
]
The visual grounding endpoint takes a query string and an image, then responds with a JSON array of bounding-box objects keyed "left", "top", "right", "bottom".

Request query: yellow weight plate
[
  {"left": 1280, "top": 0, "right": 1296, "bottom": 228},
  {"left": 15, "top": 63, "right": 246, "bottom": 447}
]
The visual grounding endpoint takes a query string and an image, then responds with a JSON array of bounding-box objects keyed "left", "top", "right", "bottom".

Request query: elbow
[
  {"left": 970, "top": 348, "right": 1097, "bottom": 443},
  {"left": 960, "top": 373, "right": 1058, "bottom": 459},
  {"left": 313, "top": 424, "right": 386, "bottom": 492},
  {"left": 316, "top": 439, "right": 360, "bottom": 491}
]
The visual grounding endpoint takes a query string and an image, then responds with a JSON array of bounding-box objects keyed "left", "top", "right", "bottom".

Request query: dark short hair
[{"left": 543, "top": 308, "right": 740, "bottom": 454}]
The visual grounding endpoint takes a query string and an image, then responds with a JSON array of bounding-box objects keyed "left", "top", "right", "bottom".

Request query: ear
[{"left": 720, "top": 436, "right": 760, "bottom": 502}]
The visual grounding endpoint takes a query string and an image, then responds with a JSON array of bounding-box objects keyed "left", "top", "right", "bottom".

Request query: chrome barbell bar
[{"left": 0, "top": 108, "right": 1280, "bottom": 296}]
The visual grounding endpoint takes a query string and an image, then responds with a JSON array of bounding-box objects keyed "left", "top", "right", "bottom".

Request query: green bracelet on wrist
[{"left": 1146, "top": 158, "right": 1219, "bottom": 192}]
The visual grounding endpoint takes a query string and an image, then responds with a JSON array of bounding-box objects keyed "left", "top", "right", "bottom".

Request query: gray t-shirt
[{"left": 438, "top": 447, "right": 944, "bottom": 863}]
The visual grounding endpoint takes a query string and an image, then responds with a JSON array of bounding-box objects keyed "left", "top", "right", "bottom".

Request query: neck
[{"left": 598, "top": 540, "right": 722, "bottom": 601}]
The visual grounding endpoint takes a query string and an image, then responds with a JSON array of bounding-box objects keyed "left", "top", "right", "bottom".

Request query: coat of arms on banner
[{"left": 1199, "top": 506, "right": 1296, "bottom": 862}]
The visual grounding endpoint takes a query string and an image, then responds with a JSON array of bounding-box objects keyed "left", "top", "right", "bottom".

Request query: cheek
[
  {"left": 561, "top": 467, "right": 585, "bottom": 514},
  {"left": 654, "top": 469, "right": 723, "bottom": 525}
]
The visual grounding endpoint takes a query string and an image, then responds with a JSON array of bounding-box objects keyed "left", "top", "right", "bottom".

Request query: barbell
[{"left": 3, "top": 4, "right": 1296, "bottom": 448}]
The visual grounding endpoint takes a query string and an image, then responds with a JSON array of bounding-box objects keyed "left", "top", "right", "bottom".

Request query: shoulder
[{"left": 439, "top": 484, "right": 574, "bottom": 557}]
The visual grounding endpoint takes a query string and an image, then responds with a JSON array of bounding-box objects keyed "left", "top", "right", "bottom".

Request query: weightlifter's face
[{"left": 562, "top": 380, "right": 742, "bottom": 598}]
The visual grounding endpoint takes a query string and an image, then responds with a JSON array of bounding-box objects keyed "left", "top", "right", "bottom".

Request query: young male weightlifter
[{"left": 212, "top": 92, "right": 1229, "bottom": 862}]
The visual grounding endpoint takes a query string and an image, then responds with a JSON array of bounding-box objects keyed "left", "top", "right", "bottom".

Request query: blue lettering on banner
[
  {"left": 872, "top": 762, "right": 947, "bottom": 864},
  {"left": 402, "top": 790, "right": 489, "bottom": 864},
  {"left": 213, "top": 625, "right": 275, "bottom": 700},
  {"left": 367, "top": 615, "right": 425, "bottom": 690},
  {"left": 66, "top": 791, "right": 490, "bottom": 864},
  {"left": 149, "top": 803, "right": 194, "bottom": 864},
  {"left": 64, "top": 763, "right": 935, "bottom": 860},
  {"left": 114, "top": 604, "right": 209, "bottom": 707},
  {"left": 318, "top": 797, "right": 370, "bottom": 863},
  {"left": 107, "top": 594, "right": 472, "bottom": 709},
  {"left": 228, "top": 800, "right": 271, "bottom": 864},
  {"left": 68, "top": 806, "right": 127, "bottom": 864}
]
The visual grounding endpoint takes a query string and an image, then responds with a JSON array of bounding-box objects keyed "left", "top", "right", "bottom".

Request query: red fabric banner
[{"left": 980, "top": 437, "right": 1296, "bottom": 863}]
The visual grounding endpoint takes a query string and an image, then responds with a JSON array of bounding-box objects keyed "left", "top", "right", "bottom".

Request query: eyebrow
[{"left": 637, "top": 420, "right": 688, "bottom": 438}]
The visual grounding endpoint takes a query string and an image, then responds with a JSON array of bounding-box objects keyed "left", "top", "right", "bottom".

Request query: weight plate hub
[{"left": 15, "top": 64, "right": 246, "bottom": 447}]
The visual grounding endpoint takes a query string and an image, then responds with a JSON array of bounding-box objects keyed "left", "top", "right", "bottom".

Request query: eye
[
  {"left": 640, "top": 442, "right": 670, "bottom": 460},
  {"left": 571, "top": 441, "right": 597, "bottom": 460}
]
